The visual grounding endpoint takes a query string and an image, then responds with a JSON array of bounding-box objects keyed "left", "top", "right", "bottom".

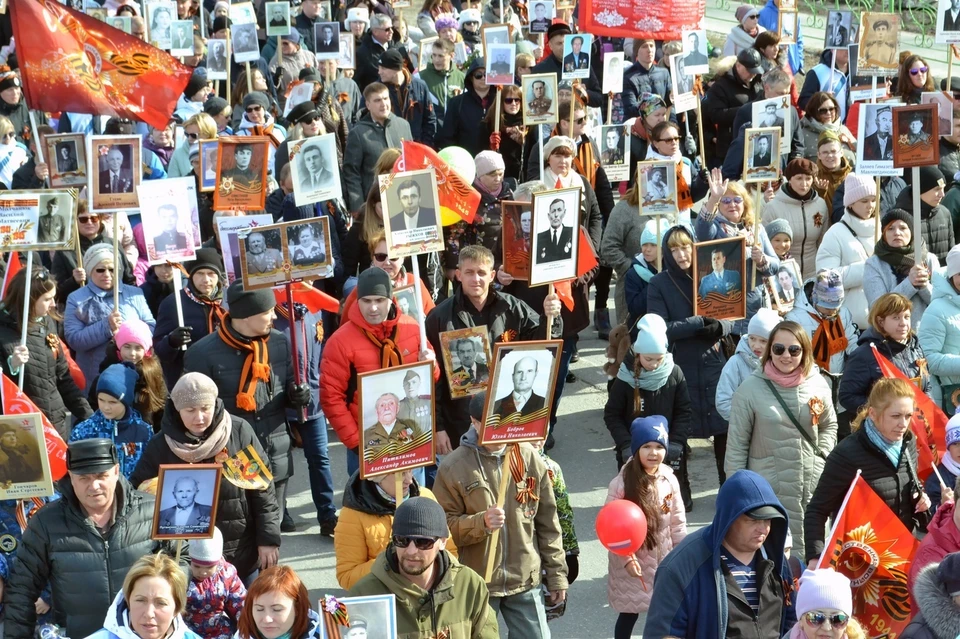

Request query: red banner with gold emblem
[
  {"left": 872, "top": 344, "right": 945, "bottom": 482},
  {"left": 578, "top": 0, "right": 705, "bottom": 40},
  {"left": 817, "top": 472, "right": 918, "bottom": 638},
  {"left": 9, "top": 0, "right": 193, "bottom": 129}
]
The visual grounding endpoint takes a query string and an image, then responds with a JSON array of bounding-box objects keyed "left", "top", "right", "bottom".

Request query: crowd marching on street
[{"left": 6, "top": 0, "right": 960, "bottom": 637}]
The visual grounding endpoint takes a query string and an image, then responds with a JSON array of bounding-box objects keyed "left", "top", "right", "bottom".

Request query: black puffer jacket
[
  {"left": 702, "top": 67, "right": 763, "bottom": 164},
  {"left": 139, "top": 268, "right": 175, "bottom": 318},
  {"left": 0, "top": 310, "right": 92, "bottom": 439},
  {"left": 3, "top": 476, "right": 163, "bottom": 639},
  {"left": 838, "top": 328, "right": 931, "bottom": 415},
  {"left": 894, "top": 187, "right": 955, "bottom": 265},
  {"left": 183, "top": 325, "right": 294, "bottom": 481},
  {"left": 129, "top": 400, "right": 281, "bottom": 579},
  {"left": 902, "top": 563, "right": 960, "bottom": 639},
  {"left": 803, "top": 425, "right": 931, "bottom": 562}
]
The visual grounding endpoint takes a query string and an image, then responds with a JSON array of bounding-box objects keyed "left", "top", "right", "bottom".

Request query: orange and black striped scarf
[
  {"left": 362, "top": 327, "right": 402, "bottom": 368},
  {"left": 217, "top": 317, "right": 270, "bottom": 411},
  {"left": 808, "top": 312, "right": 848, "bottom": 372},
  {"left": 550, "top": 127, "right": 598, "bottom": 187},
  {"left": 183, "top": 284, "right": 227, "bottom": 335}
]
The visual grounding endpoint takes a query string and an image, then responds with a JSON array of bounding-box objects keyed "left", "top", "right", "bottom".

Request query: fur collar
[{"left": 914, "top": 563, "right": 960, "bottom": 637}]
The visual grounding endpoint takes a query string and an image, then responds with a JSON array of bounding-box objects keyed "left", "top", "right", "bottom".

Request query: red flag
[
  {"left": 816, "top": 472, "right": 918, "bottom": 637},
  {"left": 1, "top": 251, "right": 21, "bottom": 300},
  {"left": 578, "top": 0, "right": 705, "bottom": 39},
  {"left": 272, "top": 281, "right": 340, "bottom": 314},
  {"left": 9, "top": 0, "right": 193, "bottom": 129},
  {"left": 553, "top": 228, "right": 599, "bottom": 311},
  {"left": 0, "top": 373, "right": 67, "bottom": 481},
  {"left": 394, "top": 141, "right": 480, "bottom": 224},
  {"left": 872, "top": 345, "right": 946, "bottom": 481}
]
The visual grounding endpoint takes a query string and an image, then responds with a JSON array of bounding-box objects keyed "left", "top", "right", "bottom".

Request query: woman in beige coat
[{"left": 725, "top": 320, "right": 838, "bottom": 560}]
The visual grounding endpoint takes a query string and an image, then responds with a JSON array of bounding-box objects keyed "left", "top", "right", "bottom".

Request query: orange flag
[
  {"left": 0, "top": 373, "right": 67, "bottom": 480},
  {"left": 394, "top": 140, "right": 479, "bottom": 224},
  {"left": 816, "top": 472, "right": 917, "bottom": 637},
  {"left": 272, "top": 281, "right": 340, "bottom": 314},
  {"left": 872, "top": 344, "right": 945, "bottom": 481},
  {"left": 555, "top": 228, "right": 599, "bottom": 311}
]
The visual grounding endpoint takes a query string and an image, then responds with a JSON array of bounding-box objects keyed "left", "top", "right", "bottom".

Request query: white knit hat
[
  {"left": 191, "top": 527, "right": 223, "bottom": 566},
  {"left": 947, "top": 245, "right": 960, "bottom": 279},
  {"left": 747, "top": 307, "right": 780, "bottom": 339},
  {"left": 796, "top": 569, "right": 853, "bottom": 617},
  {"left": 82, "top": 243, "right": 115, "bottom": 275}
]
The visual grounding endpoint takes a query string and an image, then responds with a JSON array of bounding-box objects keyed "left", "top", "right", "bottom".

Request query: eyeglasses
[
  {"left": 772, "top": 343, "right": 802, "bottom": 357},
  {"left": 909, "top": 66, "right": 929, "bottom": 75},
  {"left": 185, "top": 132, "right": 199, "bottom": 140},
  {"left": 376, "top": 26, "right": 394, "bottom": 31},
  {"left": 817, "top": 106, "right": 837, "bottom": 114},
  {"left": 803, "top": 612, "right": 849, "bottom": 629},
  {"left": 564, "top": 116, "right": 585, "bottom": 124},
  {"left": 78, "top": 215, "right": 100, "bottom": 223},
  {"left": 245, "top": 105, "right": 263, "bottom": 113},
  {"left": 94, "top": 267, "right": 115, "bottom": 274},
  {"left": 504, "top": 97, "right": 521, "bottom": 104},
  {"left": 659, "top": 136, "right": 681, "bottom": 142},
  {"left": 392, "top": 535, "right": 438, "bottom": 550},
  {"left": 719, "top": 196, "right": 743, "bottom": 205},
  {"left": 373, "top": 253, "right": 401, "bottom": 263}
]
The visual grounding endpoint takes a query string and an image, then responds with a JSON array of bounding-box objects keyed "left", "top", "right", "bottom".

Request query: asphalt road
[{"left": 282, "top": 326, "right": 723, "bottom": 638}]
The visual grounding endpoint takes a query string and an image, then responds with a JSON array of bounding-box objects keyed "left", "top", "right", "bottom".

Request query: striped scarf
[
  {"left": 183, "top": 283, "right": 227, "bottom": 335},
  {"left": 362, "top": 327, "right": 402, "bottom": 368},
  {"left": 808, "top": 312, "right": 848, "bottom": 373},
  {"left": 217, "top": 318, "right": 270, "bottom": 412}
]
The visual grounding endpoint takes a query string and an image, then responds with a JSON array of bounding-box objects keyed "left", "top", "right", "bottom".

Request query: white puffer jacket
[{"left": 815, "top": 210, "right": 876, "bottom": 329}]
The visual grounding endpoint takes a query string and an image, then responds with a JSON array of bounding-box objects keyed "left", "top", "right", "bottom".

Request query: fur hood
[
  {"left": 913, "top": 562, "right": 960, "bottom": 638},
  {"left": 714, "top": 55, "right": 738, "bottom": 77}
]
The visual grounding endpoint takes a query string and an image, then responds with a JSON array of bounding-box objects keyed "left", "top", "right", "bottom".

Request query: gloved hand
[
  {"left": 684, "top": 133, "right": 697, "bottom": 157},
  {"left": 695, "top": 317, "right": 723, "bottom": 340},
  {"left": 169, "top": 326, "right": 193, "bottom": 349},
  {"left": 287, "top": 382, "right": 311, "bottom": 408},
  {"left": 489, "top": 131, "right": 501, "bottom": 150}
]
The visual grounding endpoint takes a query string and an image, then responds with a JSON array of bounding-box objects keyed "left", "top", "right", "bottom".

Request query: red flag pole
[{"left": 285, "top": 281, "right": 306, "bottom": 422}]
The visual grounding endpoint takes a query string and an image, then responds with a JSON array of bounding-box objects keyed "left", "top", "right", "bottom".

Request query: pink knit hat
[
  {"left": 115, "top": 318, "right": 153, "bottom": 357},
  {"left": 735, "top": 5, "right": 757, "bottom": 24},
  {"left": 843, "top": 173, "right": 877, "bottom": 207}
]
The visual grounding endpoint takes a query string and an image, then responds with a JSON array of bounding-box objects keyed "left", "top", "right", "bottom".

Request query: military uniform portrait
[
  {"left": 529, "top": 1, "right": 554, "bottom": 33},
  {"left": 0, "top": 415, "right": 53, "bottom": 500},
  {"left": 321, "top": 595, "right": 398, "bottom": 639},
  {"left": 480, "top": 341, "right": 562, "bottom": 445},
  {"left": 439, "top": 326, "right": 492, "bottom": 399},
  {"left": 485, "top": 43, "right": 516, "bottom": 85},
  {"left": 599, "top": 124, "right": 630, "bottom": 182},
  {"left": 522, "top": 73, "right": 557, "bottom": 125},
  {"left": 893, "top": 103, "right": 940, "bottom": 168},
  {"left": 242, "top": 229, "right": 284, "bottom": 275},
  {"left": 529, "top": 186, "right": 580, "bottom": 286},
  {"left": 46, "top": 134, "right": 87, "bottom": 188},
  {"left": 858, "top": 13, "right": 900, "bottom": 75},
  {"left": 214, "top": 136, "right": 269, "bottom": 211},
  {"left": 692, "top": 236, "right": 748, "bottom": 321},
  {"left": 742, "top": 127, "right": 781, "bottom": 183},
  {"left": 151, "top": 464, "right": 222, "bottom": 540},
  {"left": 36, "top": 194, "right": 72, "bottom": 247},
  {"left": 137, "top": 179, "right": 199, "bottom": 264},
  {"left": 357, "top": 362, "right": 435, "bottom": 479}
]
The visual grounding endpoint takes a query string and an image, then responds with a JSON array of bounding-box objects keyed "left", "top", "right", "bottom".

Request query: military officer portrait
[
  {"left": 397, "top": 369, "right": 432, "bottom": 434},
  {"left": 523, "top": 74, "right": 557, "bottom": 125}
]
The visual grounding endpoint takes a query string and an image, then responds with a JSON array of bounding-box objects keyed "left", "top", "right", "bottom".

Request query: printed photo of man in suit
[
  {"left": 945, "top": 0, "right": 960, "bottom": 32},
  {"left": 389, "top": 179, "right": 437, "bottom": 231},
  {"left": 562, "top": 35, "right": 589, "bottom": 72},
  {"left": 826, "top": 12, "right": 849, "bottom": 47},
  {"left": 699, "top": 248, "right": 742, "bottom": 296},
  {"left": 172, "top": 21, "right": 193, "bottom": 50},
  {"left": 863, "top": 106, "right": 894, "bottom": 161},
  {"left": 492, "top": 356, "right": 546, "bottom": 419},
  {"left": 536, "top": 197, "right": 573, "bottom": 263},
  {"left": 315, "top": 23, "right": 338, "bottom": 54},
  {"left": 298, "top": 142, "right": 335, "bottom": 192},
  {"left": 98, "top": 146, "right": 133, "bottom": 194},
  {"left": 751, "top": 134, "right": 773, "bottom": 168},
  {"left": 451, "top": 338, "right": 489, "bottom": 389},
  {"left": 157, "top": 476, "right": 213, "bottom": 536}
]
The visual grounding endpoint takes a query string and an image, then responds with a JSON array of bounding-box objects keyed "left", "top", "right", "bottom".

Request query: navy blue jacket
[
  {"left": 643, "top": 470, "right": 796, "bottom": 639},
  {"left": 838, "top": 328, "right": 931, "bottom": 415},
  {"left": 622, "top": 63, "right": 672, "bottom": 120},
  {"left": 153, "top": 286, "right": 223, "bottom": 389}
]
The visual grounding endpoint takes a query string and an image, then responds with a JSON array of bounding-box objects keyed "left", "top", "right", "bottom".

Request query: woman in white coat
[{"left": 815, "top": 174, "right": 878, "bottom": 329}]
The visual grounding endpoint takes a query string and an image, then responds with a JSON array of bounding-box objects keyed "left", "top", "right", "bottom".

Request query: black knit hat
[
  {"left": 203, "top": 96, "right": 230, "bottom": 117},
  {"left": 242, "top": 91, "right": 270, "bottom": 111},
  {"left": 917, "top": 165, "right": 946, "bottom": 194},
  {"left": 299, "top": 67, "right": 322, "bottom": 83},
  {"left": 392, "top": 497, "right": 449, "bottom": 538},
  {"left": 881, "top": 208, "right": 913, "bottom": 232},
  {"left": 187, "top": 247, "right": 224, "bottom": 279},
  {"left": 185, "top": 69, "right": 208, "bottom": 99},
  {"left": 468, "top": 391, "right": 486, "bottom": 422},
  {"left": 356, "top": 268, "right": 392, "bottom": 299},
  {"left": 226, "top": 280, "right": 276, "bottom": 319},
  {"left": 211, "top": 16, "right": 230, "bottom": 33}
]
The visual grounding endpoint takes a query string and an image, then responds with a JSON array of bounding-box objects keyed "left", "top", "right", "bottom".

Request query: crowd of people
[{"left": 1, "top": 0, "right": 960, "bottom": 637}]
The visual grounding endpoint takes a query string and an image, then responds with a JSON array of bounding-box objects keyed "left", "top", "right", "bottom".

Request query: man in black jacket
[
  {"left": 892, "top": 166, "right": 954, "bottom": 264},
  {"left": 354, "top": 15, "right": 406, "bottom": 93},
  {"left": 425, "top": 245, "right": 560, "bottom": 455},
  {"left": 436, "top": 57, "right": 493, "bottom": 158},
  {"left": 3, "top": 439, "right": 167, "bottom": 639},
  {"left": 703, "top": 48, "right": 764, "bottom": 167},
  {"left": 623, "top": 39, "right": 672, "bottom": 119},
  {"left": 531, "top": 22, "right": 603, "bottom": 109},
  {"left": 378, "top": 49, "right": 437, "bottom": 147}
]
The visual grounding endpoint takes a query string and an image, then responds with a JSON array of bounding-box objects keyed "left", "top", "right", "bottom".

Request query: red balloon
[{"left": 596, "top": 499, "right": 648, "bottom": 556}]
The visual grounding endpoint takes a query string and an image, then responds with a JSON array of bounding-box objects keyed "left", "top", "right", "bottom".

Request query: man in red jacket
[{"left": 320, "top": 268, "right": 438, "bottom": 478}]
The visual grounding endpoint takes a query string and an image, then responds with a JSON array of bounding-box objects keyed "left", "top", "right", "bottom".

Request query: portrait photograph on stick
[
  {"left": 528, "top": 186, "right": 581, "bottom": 286},
  {"left": 824, "top": 11, "right": 855, "bottom": 48},
  {"left": 44, "top": 133, "right": 87, "bottom": 188},
  {"left": 232, "top": 23, "right": 261, "bottom": 63},
  {"left": 485, "top": 44, "right": 516, "bottom": 85},
  {"left": 151, "top": 463, "right": 222, "bottom": 540},
  {"left": 88, "top": 135, "right": 141, "bottom": 212},
  {"left": 0, "top": 190, "right": 77, "bottom": 252},
  {"left": 318, "top": 595, "right": 398, "bottom": 639},
  {"left": 778, "top": 10, "right": 797, "bottom": 44},
  {"left": 314, "top": 22, "right": 340, "bottom": 59},
  {"left": 857, "top": 102, "right": 903, "bottom": 175},
  {"left": 265, "top": 1, "right": 291, "bottom": 36},
  {"left": 751, "top": 96, "right": 791, "bottom": 154},
  {"left": 393, "top": 285, "right": 421, "bottom": 323},
  {"left": 285, "top": 217, "right": 332, "bottom": 280},
  {"left": 857, "top": 12, "right": 900, "bottom": 75},
  {"left": 137, "top": 180, "right": 199, "bottom": 264},
  {"left": 481, "top": 24, "right": 510, "bottom": 51},
  {"left": 561, "top": 32, "right": 592, "bottom": 79},
  {"left": 238, "top": 225, "right": 287, "bottom": 290},
  {"left": 338, "top": 32, "right": 355, "bottom": 69},
  {"left": 357, "top": 361, "right": 435, "bottom": 479},
  {"left": 599, "top": 125, "right": 630, "bottom": 182},
  {"left": 893, "top": 103, "right": 940, "bottom": 168},
  {"left": 170, "top": 20, "right": 194, "bottom": 56},
  {"left": 921, "top": 91, "right": 954, "bottom": 137},
  {"left": 501, "top": 200, "right": 532, "bottom": 280},
  {"left": 637, "top": 160, "right": 678, "bottom": 217},
  {"left": 766, "top": 258, "right": 802, "bottom": 313},
  {"left": 199, "top": 139, "right": 218, "bottom": 192},
  {"left": 289, "top": 132, "right": 342, "bottom": 206},
  {"left": 522, "top": 73, "right": 558, "bottom": 126},
  {"left": 937, "top": 0, "right": 960, "bottom": 43},
  {"left": 529, "top": 1, "right": 555, "bottom": 33},
  {"left": 480, "top": 340, "right": 562, "bottom": 446},
  {"left": 218, "top": 213, "right": 273, "bottom": 284},
  {"left": 206, "top": 39, "right": 229, "bottom": 79},
  {"left": 0, "top": 413, "right": 54, "bottom": 500},
  {"left": 379, "top": 168, "right": 444, "bottom": 259},
  {"left": 692, "top": 236, "right": 747, "bottom": 320},
  {"left": 742, "top": 127, "right": 781, "bottom": 183},
  {"left": 669, "top": 53, "right": 696, "bottom": 113},
  {"left": 681, "top": 29, "right": 709, "bottom": 74},
  {"left": 214, "top": 136, "right": 269, "bottom": 211},
  {"left": 145, "top": 0, "right": 176, "bottom": 49},
  {"left": 439, "top": 326, "right": 492, "bottom": 399},
  {"left": 601, "top": 52, "right": 624, "bottom": 94}
]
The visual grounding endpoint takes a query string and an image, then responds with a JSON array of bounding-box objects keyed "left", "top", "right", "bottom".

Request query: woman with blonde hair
[
  {"left": 785, "top": 569, "right": 866, "bottom": 639},
  {"left": 86, "top": 553, "right": 200, "bottom": 639},
  {"left": 726, "top": 320, "right": 838, "bottom": 558},
  {"left": 168, "top": 113, "right": 218, "bottom": 178},
  {"left": 0, "top": 114, "right": 27, "bottom": 188},
  {"left": 804, "top": 377, "right": 932, "bottom": 567}
]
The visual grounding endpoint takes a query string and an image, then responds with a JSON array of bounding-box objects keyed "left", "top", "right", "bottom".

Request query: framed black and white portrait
[
  {"left": 170, "top": 20, "right": 194, "bottom": 55},
  {"left": 439, "top": 326, "right": 492, "bottom": 399},
  {"left": 529, "top": 0, "right": 555, "bottom": 33},
  {"left": 285, "top": 217, "right": 333, "bottom": 280},
  {"left": 601, "top": 52, "right": 624, "bottom": 94},
  {"left": 206, "top": 39, "right": 229, "bottom": 79},
  {"left": 681, "top": 29, "right": 709, "bottom": 74},
  {"left": 380, "top": 169, "right": 444, "bottom": 259},
  {"left": 485, "top": 44, "right": 516, "bottom": 85},
  {"left": 393, "top": 285, "right": 421, "bottom": 323},
  {"left": 318, "top": 595, "right": 398, "bottom": 639},
  {"left": 824, "top": 11, "right": 854, "bottom": 48},
  {"left": 232, "top": 23, "right": 260, "bottom": 63},
  {"left": 34, "top": 192, "right": 76, "bottom": 249},
  {"left": 779, "top": 10, "right": 798, "bottom": 44},
  {"left": 752, "top": 95, "right": 791, "bottom": 154},
  {"left": 314, "top": 21, "right": 341, "bottom": 59},
  {"left": 289, "top": 133, "right": 342, "bottom": 206},
  {"left": 265, "top": 1, "right": 291, "bottom": 36},
  {"left": 339, "top": 32, "right": 356, "bottom": 69},
  {"left": 857, "top": 12, "right": 900, "bottom": 75},
  {"left": 89, "top": 135, "right": 142, "bottom": 213},
  {"left": 151, "top": 464, "right": 222, "bottom": 540},
  {"left": 0, "top": 190, "right": 77, "bottom": 252},
  {"left": 199, "top": 139, "right": 219, "bottom": 192},
  {"left": 528, "top": 186, "right": 581, "bottom": 286},
  {"left": 857, "top": 101, "right": 903, "bottom": 175},
  {"left": 137, "top": 179, "right": 199, "bottom": 264},
  {"left": 45, "top": 133, "right": 87, "bottom": 188},
  {"left": 742, "top": 127, "right": 781, "bottom": 183},
  {"left": 599, "top": 125, "right": 629, "bottom": 182},
  {"left": 145, "top": 0, "right": 176, "bottom": 49},
  {"left": 637, "top": 160, "right": 678, "bottom": 216}
]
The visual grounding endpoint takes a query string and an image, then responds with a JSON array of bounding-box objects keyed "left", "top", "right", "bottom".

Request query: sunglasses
[
  {"left": 817, "top": 106, "right": 837, "bottom": 114},
  {"left": 659, "top": 136, "right": 681, "bottom": 142},
  {"left": 803, "top": 612, "right": 849, "bottom": 628},
  {"left": 185, "top": 132, "right": 199, "bottom": 140},
  {"left": 772, "top": 343, "right": 802, "bottom": 357},
  {"left": 301, "top": 114, "right": 322, "bottom": 124},
  {"left": 472, "top": 72, "right": 485, "bottom": 80},
  {"left": 94, "top": 267, "right": 115, "bottom": 274},
  {"left": 373, "top": 253, "right": 401, "bottom": 262},
  {"left": 909, "top": 66, "right": 929, "bottom": 75},
  {"left": 78, "top": 215, "right": 100, "bottom": 223},
  {"left": 392, "top": 535, "right": 437, "bottom": 550},
  {"left": 746, "top": 13, "right": 759, "bottom": 18},
  {"left": 245, "top": 105, "right": 263, "bottom": 113},
  {"left": 719, "top": 196, "right": 743, "bottom": 205},
  {"left": 503, "top": 97, "right": 521, "bottom": 104}
]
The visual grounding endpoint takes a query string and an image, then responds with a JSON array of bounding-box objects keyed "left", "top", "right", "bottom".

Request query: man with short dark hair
[
  {"left": 390, "top": 179, "right": 437, "bottom": 231},
  {"left": 643, "top": 470, "right": 796, "bottom": 639},
  {"left": 349, "top": 497, "right": 499, "bottom": 637},
  {"left": 420, "top": 39, "right": 465, "bottom": 126},
  {"left": 152, "top": 204, "right": 188, "bottom": 252},
  {"left": 623, "top": 38, "right": 671, "bottom": 119},
  {"left": 702, "top": 47, "right": 764, "bottom": 166},
  {"left": 378, "top": 48, "right": 437, "bottom": 147},
  {"left": 3, "top": 439, "right": 166, "bottom": 639}
]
